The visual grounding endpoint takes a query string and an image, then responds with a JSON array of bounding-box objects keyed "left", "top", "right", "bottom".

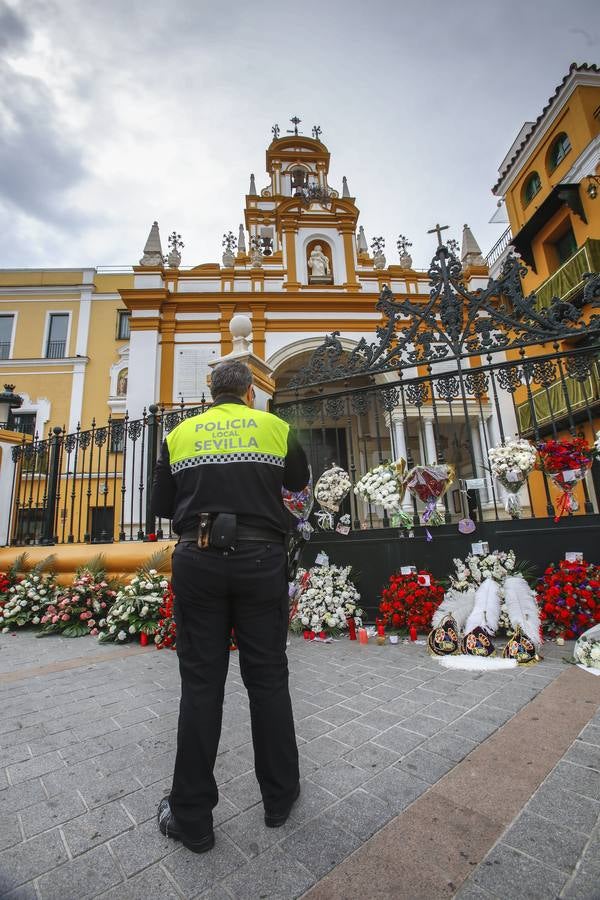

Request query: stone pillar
[
  {"left": 390, "top": 414, "right": 413, "bottom": 512},
  {"left": 423, "top": 418, "right": 437, "bottom": 464},
  {"left": 478, "top": 418, "right": 493, "bottom": 503},
  {"left": 208, "top": 314, "right": 275, "bottom": 410}
]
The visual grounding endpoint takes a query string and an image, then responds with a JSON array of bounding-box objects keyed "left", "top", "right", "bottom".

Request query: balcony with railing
[
  {"left": 0, "top": 342, "right": 10, "bottom": 360},
  {"left": 485, "top": 226, "right": 512, "bottom": 279},
  {"left": 535, "top": 238, "right": 600, "bottom": 310},
  {"left": 45, "top": 340, "right": 66, "bottom": 359}
]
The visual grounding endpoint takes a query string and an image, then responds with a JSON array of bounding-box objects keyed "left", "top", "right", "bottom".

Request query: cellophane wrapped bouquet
[
  {"left": 536, "top": 560, "right": 600, "bottom": 640},
  {"left": 404, "top": 464, "right": 454, "bottom": 526},
  {"left": 314, "top": 464, "right": 352, "bottom": 529},
  {"left": 378, "top": 570, "right": 444, "bottom": 634},
  {"left": 354, "top": 459, "right": 412, "bottom": 528},
  {"left": 573, "top": 624, "right": 600, "bottom": 671},
  {"left": 488, "top": 437, "right": 536, "bottom": 519},
  {"left": 289, "top": 562, "right": 363, "bottom": 637},
  {"left": 282, "top": 472, "right": 314, "bottom": 540},
  {"left": 0, "top": 557, "right": 58, "bottom": 631},
  {"left": 536, "top": 438, "right": 596, "bottom": 521}
]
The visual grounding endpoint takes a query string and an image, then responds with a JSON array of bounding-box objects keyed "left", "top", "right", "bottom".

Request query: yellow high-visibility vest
[{"left": 166, "top": 403, "right": 289, "bottom": 473}]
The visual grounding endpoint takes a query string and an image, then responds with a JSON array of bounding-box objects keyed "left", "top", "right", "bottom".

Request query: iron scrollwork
[{"left": 288, "top": 238, "right": 600, "bottom": 388}]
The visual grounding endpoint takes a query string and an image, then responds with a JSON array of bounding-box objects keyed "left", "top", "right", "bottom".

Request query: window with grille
[
  {"left": 46, "top": 314, "right": 68, "bottom": 358},
  {"left": 117, "top": 310, "right": 131, "bottom": 340},
  {"left": 523, "top": 172, "right": 542, "bottom": 207},
  {"left": 0, "top": 315, "right": 14, "bottom": 359},
  {"left": 547, "top": 133, "right": 571, "bottom": 172}
]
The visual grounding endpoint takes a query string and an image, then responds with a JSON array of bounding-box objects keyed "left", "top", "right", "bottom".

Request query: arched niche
[{"left": 306, "top": 238, "right": 333, "bottom": 284}]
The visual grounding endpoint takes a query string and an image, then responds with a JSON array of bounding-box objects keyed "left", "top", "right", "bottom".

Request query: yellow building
[{"left": 490, "top": 62, "right": 600, "bottom": 514}]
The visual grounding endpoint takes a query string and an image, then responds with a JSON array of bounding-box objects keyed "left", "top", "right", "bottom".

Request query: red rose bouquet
[
  {"left": 378, "top": 570, "right": 445, "bottom": 634},
  {"left": 536, "top": 560, "right": 600, "bottom": 639},
  {"left": 404, "top": 464, "right": 454, "bottom": 526},
  {"left": 536, "top": 438, "right": 596, "bottom": 521}
]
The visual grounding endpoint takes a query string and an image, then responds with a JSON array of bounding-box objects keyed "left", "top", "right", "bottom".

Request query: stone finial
[
  {"left": 229, "top": 314, "right": 252, "bottom": 354},
  {"left": 139, "top": 221, "right": 164, "bottom": 267},
  {"left": 461, "top": 223, "right": 485, "bottom": 267},
  {"left": 238, "top": 224, "right": 247, "bottom": 254},
  {"left": 342, "top": 176, "right": 350, "bottom": 198},
  {"left": 357, "top": 225, "right": 368, "bottom": 254},
  {"left": 249, "top": 174, "right": 257, "bottom": 196}
]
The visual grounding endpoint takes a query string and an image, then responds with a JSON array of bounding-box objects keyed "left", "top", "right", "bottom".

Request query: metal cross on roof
[
  {"left": 427, "top": 223, "right": 449, "bottom": 247},
  {"left": 287, "top": 116, "right": 302, "bottom": 135},
  {"left": 312, "top": 125, "right": 322, "bottom": 140},
  {"left": 271, "top": 124, "right": 280, "bottom": 139}
]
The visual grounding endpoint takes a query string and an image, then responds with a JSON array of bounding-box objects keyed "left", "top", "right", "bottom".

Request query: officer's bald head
[{"left": 211, "top": 360, "right": 253, "bottom": 401}]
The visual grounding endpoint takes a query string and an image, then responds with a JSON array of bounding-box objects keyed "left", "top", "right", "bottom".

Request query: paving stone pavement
[{"left": 0, "top": 632, "right": 597, "bottom": 899}]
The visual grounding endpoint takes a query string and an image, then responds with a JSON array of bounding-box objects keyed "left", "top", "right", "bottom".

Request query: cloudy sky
[{"left": 0, "top": 0, "right": 598, "bottom": 271}]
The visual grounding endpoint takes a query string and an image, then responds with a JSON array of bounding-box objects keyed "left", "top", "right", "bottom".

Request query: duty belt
[{"left": 178, "top": 525, "right": 285, "bottom": 545}]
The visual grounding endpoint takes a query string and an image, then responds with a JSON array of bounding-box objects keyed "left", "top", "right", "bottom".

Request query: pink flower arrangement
[{"left": 38, "top": 564, "right": 120, "bottom": 638}]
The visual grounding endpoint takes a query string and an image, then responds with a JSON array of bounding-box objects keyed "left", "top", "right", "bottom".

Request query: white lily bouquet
[
  {"left": 354, "top": 459, "right": 412, "bottom": 529},
  {"left": 314, "top": 464, "right": 352, "bottom": 529},
  {"left": 488, "top": 438, "right": 536, "bottom": 519},
  {"left": 573, "top": 624, "right": 600, "bottom": 672},
  {"left": 98, "top": 553, "right": 169, "bottom": 643},
  {"left": 289, "top": 562, "right": 363, "bottom": 636}
]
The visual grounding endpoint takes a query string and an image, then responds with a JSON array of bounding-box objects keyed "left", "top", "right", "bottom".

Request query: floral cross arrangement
[{"left": 488, "top": 437, "right": 537, "bottom": 519}]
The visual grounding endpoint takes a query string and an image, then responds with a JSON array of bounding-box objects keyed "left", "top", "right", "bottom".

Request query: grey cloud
[
  {"left": 0, "top": 0, "right": 29, "bottom": 53},
  {"left": 0, "top": 62, "right": 88, "bottom": 227}
]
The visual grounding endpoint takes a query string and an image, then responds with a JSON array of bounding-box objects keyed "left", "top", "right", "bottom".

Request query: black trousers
[{"left": 169, "top": 540, "right": 299, "bottom": 839}]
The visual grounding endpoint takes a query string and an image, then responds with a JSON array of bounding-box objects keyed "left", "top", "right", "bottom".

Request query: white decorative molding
[
  {"left": 563, "top": 133, "right": 600, "bottom": 184},
  {"left": 0, "top": 356, "right": 88, "bottom": 369},
  {"left": 175, "top": 312, "right": 221, "bottom": 321},
  {"left": 131, "top": 309, "right": 160, "bottom": 319},
  {"left": 265, "top": 311, "right": 381, "bottom": 320}
]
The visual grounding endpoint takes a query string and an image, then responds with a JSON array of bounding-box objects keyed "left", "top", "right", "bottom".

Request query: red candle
[
  {"left": 140, "top": 632, "right": 149, "bottom": 647},
  {"left": 348, "top": 617, "right": 357, "bottom": 640},
  {"left": 377, "top": 621, "right": 386, "bottom": 637},
  {"left": 409, "top": 625, "right": 417, "bottom": 642}
]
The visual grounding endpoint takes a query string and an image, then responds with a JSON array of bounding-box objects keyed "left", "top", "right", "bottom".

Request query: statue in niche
[
  {"left": 116, "top": 369, "right": 128, "bottom": 397},
  {"left": 307, "top": 244, "right": 331, "bottom": 281}
]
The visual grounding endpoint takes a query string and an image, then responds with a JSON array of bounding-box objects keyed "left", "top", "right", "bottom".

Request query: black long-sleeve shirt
[{"left": 151, "top": 394, "right": 309, "bottom": 535}]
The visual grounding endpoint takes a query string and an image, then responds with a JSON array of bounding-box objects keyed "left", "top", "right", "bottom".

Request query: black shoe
[
  {"left": 157, "top": 797, "right": 215, "bottom": 853},
  {"left": 264, "top": 783, "right": 301, "bottom": 828}
]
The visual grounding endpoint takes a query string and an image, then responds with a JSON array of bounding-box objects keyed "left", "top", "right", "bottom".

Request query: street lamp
[
  {"left": 0, "top": 384, "right": 23, "bottom": 428},
  {"left": 586, "top": 175, "right": 600, "bottom": 199}
]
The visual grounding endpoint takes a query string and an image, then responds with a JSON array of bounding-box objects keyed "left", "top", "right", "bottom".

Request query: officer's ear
[{"left": 245, "top": 385, "right": 256, "bottom": 408}]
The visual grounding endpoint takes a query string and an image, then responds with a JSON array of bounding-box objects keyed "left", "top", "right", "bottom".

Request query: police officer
[{"left": 151, "top": 359, "right": 309, "bottom": 853}]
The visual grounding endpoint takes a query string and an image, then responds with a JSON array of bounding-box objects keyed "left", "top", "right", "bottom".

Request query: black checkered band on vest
[{"left": 170, "top": 452, "right": 285, "bottom": 474}]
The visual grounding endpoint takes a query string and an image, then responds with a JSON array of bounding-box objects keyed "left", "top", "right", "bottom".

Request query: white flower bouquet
[
  {"left": 354, "top": 459, "right": 412, "bottom": 528},
  {"left": 0, "top": 571, "right": 58, "bottom": 631},
  {"left": 573, "top": 623, "right": 600, "bottom": 671},
  {"left": 98, "top": 552, "right": 169, "bottom": 643},
  {"left": 488, "top": 438, "right": 536, "bottom": 519},
  {"left": 289, "top": 562, "right": 363, "bottom": 636},
  {"left": 315, "top": 464, "right": 352, "bottom": 512},
  {"left": 450, "top": 550, "right": 516, "bottom": 593},
  {"left": 595, "top": 430, "right": 600, "bottom": 455}
]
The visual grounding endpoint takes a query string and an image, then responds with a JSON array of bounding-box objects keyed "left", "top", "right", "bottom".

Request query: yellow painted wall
[
  {"left": 4, "top": 298, "right": 81, "bottom": 360},
  {"left": 0, "top": 270, "right": 83, "bottom": 288}
]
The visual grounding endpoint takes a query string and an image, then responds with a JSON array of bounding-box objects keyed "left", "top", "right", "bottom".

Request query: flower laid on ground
[
  {"left": 573, "top": 624, "right": 600, "bottom": 670},
  {"left": 0, "top": 564, "right": 58, "bottom": 631},
  {"left": 38, "top": 557, "right": 120, "bottom": 638},
  {"left": 0, "top": 552, "right": 30, "bottom": 616},
  {"left": 536, "top": 560, "right": 600, "bottom": 640},
  {"left": 98, "top": 551, "right": 169, "bottom": 643},
  {"left": 378, "top": 570, "right": 444, "bottom": 633},
  {"left": 289, "top": 562, "right": 363, "bottom": 636},
  {"left": 488, "top": 437, "right": 537, "bottom": 519},
  {"left": 404, "top": 464, "right": 454, "bottom": 526},
  {"left": 154, "top": 584, "right": 176, "bottom": 650},
  {"left": 536, "top": 437, "right": 596, "bottom": 521}
]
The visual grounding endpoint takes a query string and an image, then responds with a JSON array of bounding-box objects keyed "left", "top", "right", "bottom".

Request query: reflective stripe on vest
[{"left": 166, "top": 403, "right": 289, "bottom": 473}]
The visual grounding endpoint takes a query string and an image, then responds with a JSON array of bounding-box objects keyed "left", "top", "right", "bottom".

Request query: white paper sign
[
  {"left": 562, "top": 469, "right": 578, "bottom": 483},
  {"left": 335, "top": 523, "right": 350, "bottom": 536},
  {"left": 400, "top": 565, "right": 417, "bottom": 575},
  {"left": 314, "top": 551, "right": 329, "bottom": 567},
  {"left": 505, "top": 470, "right": 521, "bottom": 483},
  {"left": 465, "top": 478, "right": 485, "bottom": 490},
  {"left": 565, "top": 552, "right": 583, "bottom": 563},
  {"left": 417, "top": 574, "right": 431, "bottom": 586},
  {"left": 471, "top": 541, "right": 490, "bottom": 556}
]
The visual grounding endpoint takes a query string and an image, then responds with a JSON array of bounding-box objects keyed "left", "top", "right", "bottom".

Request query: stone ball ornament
[{"left": 229, "top": 314, "right": 252, "bottom": 340}]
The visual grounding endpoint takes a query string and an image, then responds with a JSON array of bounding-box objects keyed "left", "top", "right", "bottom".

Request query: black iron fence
[{"left": 9, "top": 399, "right": 209, "bottom": 545}]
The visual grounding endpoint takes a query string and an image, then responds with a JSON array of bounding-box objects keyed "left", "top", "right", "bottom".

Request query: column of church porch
[
  {"left": 282, "top": 219, "right": 300, "bottom": 290},
  {"left": 219, "top": 303, "right": 234, "bottom": 355},
  {"left": 390, "top": 413, "right": 414, "bottom": 513},
  {"left": 340, "top": 224, "right": 359, "bottom": 288},
  {"left": 159, "top": 304, "right": 176, "bottom": 405},
  {"left": 251, "top": 305, "right": 266, "bottom": 360}
]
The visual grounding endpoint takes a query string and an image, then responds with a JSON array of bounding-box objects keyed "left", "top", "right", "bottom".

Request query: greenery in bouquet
[
  {"left": 98, "top": 551, "right": 169, "bottom": 643},
  {"left": 354, "top": 460, "right": 412, "bottom": 528},
  {"left": 0, "top": 552, "right": 28, "bottom": 615},
  {"left": 573, "top": 627, "right": 600, "bottom": 669},
  {"left": 289, "top": 562, "right": 363, "bottom": 637},
  {"left": 536, "top": 560, "right": 600, "bottom": 640},
  {"left": 154, "top": 584, "right": 176, "bottom": 650},
  {"left": 38, "top": 556, "right": 121, "bottom": 638},
  {"left": 0, "top": 556, "right": 57, "bottom": 631},
  {"left": 378, "top": 570, "right": 444, "bottom": 633},
  {"left": 488, "top": 437, "right": 536, "bottom": 519}
]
